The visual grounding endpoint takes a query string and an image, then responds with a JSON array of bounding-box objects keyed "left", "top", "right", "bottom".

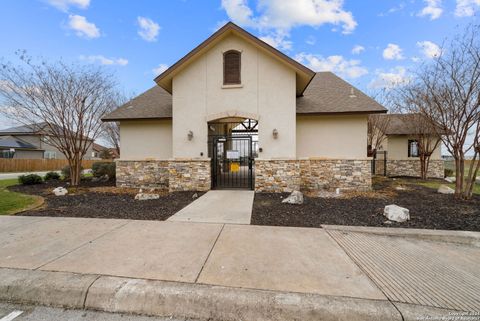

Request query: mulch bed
[
  {"left": 10, "top": 180, "right": 201, "bottom": 221},
  {"left": 252, "top": 178, "right": 480, "bottom": 231}
]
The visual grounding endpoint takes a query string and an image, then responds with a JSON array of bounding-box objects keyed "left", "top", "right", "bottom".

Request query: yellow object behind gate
[{"left": 230, "top": 162, "right": 240, "bottom": 172}]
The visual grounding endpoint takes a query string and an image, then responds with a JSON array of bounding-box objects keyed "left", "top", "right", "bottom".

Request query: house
[
  {"left": 0, "top": 123, "right": 94, "bottom": 160},
  {"left": 103, "top": 22, "right": 386, "bottom": 193},
  {"left": 92, "top": 143, "right": 119, "bottom": 159},
  {"left": 371, "top": 114, "right": 444, "bottom": 178}
]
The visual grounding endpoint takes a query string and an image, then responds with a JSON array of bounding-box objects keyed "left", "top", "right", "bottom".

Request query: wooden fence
[{"left": 0, "top": 159, "right": 112, "bottom": 173}]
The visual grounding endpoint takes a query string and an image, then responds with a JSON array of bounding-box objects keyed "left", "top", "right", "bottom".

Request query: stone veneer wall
[
  {"left": 255, "top": 159, "right": 371, "bottom": 193},
  {"left": 255, "top": 160, "right": 301, "bottom": 193},
  {"left": 116, "top": 160, "right": 169, "bottom": 189},
  {"left": 387, "top": 159, "right": 444, "bottom": 178},
  {"left": 300, "top": 159, "right": 371, "bottom": 192},
  {"left": 116, "top": 159, "right": 211, "bottom": 191},
  {"left": 168, "top": 159, "right": 211, "bottom": 192}
]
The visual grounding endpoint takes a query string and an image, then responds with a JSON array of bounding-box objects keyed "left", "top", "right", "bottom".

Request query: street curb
[
  {"left": 322, "top": 225, "right": 480, "bottom": 247},
  {"left": 0, "top": 268, "right": 402, "bottom": 321},
  {"left": 0, "top": 268, "right": 97, "bottom": 308}
]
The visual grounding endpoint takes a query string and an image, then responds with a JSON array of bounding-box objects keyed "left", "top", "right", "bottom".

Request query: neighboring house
[
  {"left": 92, "top": 143, "right": 119, "bottom": 159},
  {"left": 372, "top": 114, "right": 444, "bottom": 178},
  {"left": 0, "top": 123, "right": 94, "bottom": 160},
  {"left": 103, "top": 22, "right": 386, "bottom": 193}
]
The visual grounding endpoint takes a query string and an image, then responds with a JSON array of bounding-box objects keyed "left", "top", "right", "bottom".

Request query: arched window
[{"left": 223, "top": 50, "right": 241, "bottom": 85}]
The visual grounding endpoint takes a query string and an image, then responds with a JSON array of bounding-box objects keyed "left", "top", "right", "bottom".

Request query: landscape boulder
[
  {"left": 444, "top": 177, "right": 456, "bottom": 183},
  {"left": 135, "top": 193, "right": 160, "bottom": 201},
  {"left": 52, "top": 187, "right": 68, "bottom": 196},
  {"left": 437, "top": 185, "right": 455, "bottom": 194},
  {"left": 282, "top": 191, "right": 304, "bottom": 205},
  {"left": 384, "top": 204, "right": 410, "bottom": 223}
]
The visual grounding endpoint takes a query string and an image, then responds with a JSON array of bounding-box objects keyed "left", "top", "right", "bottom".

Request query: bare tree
[
  {"left": 0, "top": 51, "right": 117, "bottom": 186},
  {"left": 367, "top": 114, "right": 390, "bottom": 157},
  {"left": 402, "top": 24, "right": 480, "bottom": 199},
  {"left": 100, "top": 93, "right": 126, "bottom": 157}
]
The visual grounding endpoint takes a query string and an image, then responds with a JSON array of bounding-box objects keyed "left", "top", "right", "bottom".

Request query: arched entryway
[{"left": 207, "top": 118, "right": 258, "bottom": 190}]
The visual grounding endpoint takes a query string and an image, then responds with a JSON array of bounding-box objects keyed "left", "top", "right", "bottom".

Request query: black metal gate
[
  {"left": 372, "top": 150, "right": 387, "bottom": 176},
  {"left": 212, "top": 136, "right": 253, "bottom": 190}
]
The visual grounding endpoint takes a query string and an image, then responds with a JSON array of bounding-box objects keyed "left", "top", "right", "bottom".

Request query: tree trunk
[
  {"left": 463, "top": 154, "right": 479, "bottom": 200},
  {"left": 69, "top": 156, "right": 82, "bottom": 186},
  {"left": 419, "top": 154, "right": 427, "bottom": 180},
  {"left": 454, "top": 155, "right": 464, "bottom": 199}
]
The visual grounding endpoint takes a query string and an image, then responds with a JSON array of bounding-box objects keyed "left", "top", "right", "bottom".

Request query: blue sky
[{"left": 0, "top": 0, "right": 479, "bottom": 128}]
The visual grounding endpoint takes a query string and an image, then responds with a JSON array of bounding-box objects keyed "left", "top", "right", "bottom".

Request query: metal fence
[{"left": 372, "top": 151, "right": 387, "bottom": 176}]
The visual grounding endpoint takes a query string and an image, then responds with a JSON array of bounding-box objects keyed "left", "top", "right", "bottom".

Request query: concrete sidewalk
[
  {"left": 0, "top": 216, "right": 479, "bottom": 320},
  {"left": 168, "top": 190, "right": 254, "bottom": 224}
]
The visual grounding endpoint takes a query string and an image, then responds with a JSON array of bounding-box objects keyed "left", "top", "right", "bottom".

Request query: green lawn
[
  {"left": 413, "top": 180, "right": 480, "bottom": 195},
  {"left": 0, "top": 179, "right": 42, "bottom": 215}
]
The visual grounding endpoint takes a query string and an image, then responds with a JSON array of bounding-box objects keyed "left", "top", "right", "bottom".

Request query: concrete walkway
[
  {"left": 168, "top": 190, "right": 254, "bottom": 224},
  {"left": 0, "top": 216, "right": 479, "bottom": 320}
]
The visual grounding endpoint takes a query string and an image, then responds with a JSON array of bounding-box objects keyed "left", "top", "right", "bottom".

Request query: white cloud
[
  {"left": 80, "top": 55, "right": 128, "bottom": 66},
  {"left": 368, "top": 66, "right": 409, "bottom": 89},
  {"left": 417, "top": 41, "right": 441, "bottom": 59},
  {"left": 260, "top": 30, "right": 292, "bottom": 50},
  {"left": 222, "top": 0, "right": 357, "bottom": 33},
  {"left": 153, "top": 64, "right": 169, "bottom": 76},
  {"left": 351, "top": 45, "right": 365, "bottom": 55},
  {"left": 379, "top": 2, "right": 406, "bottom": 16},
  {"left": 46, "top": 0, "right": 90, "bottom": 11},
  {"left": 455, "top": 0, "right": 480, "bottom": 17},
  {"left": 295, "top": 53, "right": 368, "bottom": 79},
  {"left": 383, "top": 43, "right": 404, "bottom": 60},
  {"left": 221, "top": 0, "right": 357, "bottom": 50},
  {"left": 68, "top": 15, "right": 100, "bottom": 39},
  {"left": 418, "top": 0, "right": 443, "bottom": 20},
  {"left": 137, "top": 17, "right": 160, "bottom": 42}
]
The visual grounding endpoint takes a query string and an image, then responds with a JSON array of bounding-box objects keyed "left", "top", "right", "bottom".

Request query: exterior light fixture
[
  {"left": 272, "top": 128, "right": 278, "bottom": 139},
  {"left": 188, "top": 130, "right": 194, "bottom": 141}
]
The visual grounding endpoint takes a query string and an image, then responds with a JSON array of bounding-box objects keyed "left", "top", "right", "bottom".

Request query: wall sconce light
[
  {"left": 188, "top": 130, "right": 194, "bottom": 141},
  {"left": 272, "top": 128, "right": 278, "bottom": 139}
]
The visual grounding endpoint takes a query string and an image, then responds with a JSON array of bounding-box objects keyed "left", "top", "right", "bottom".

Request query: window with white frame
[
  {"left": 44, "top": 151, "right": 56, "bottom": 159},
  {"left": 408, "top": 140, "right": 419, "bottom": 157},
  {"left": 1, "top": 150, "right": 15, "bottom": 158}
]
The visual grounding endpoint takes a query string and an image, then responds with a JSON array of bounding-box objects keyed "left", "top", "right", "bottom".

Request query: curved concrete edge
[
  {"left": 322, "top": 225, "right": 480, "bottom": 247},
  {"left": 0, "top": 268, "right": 97, "bottom": 308},
  {"left": 85, "top": 276, "right": 401, "bottom": 321}
]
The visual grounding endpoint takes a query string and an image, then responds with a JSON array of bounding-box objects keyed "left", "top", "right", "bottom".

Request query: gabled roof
[
  {"left": 0, "top": 135, "right": 40, "bottom": 150},
  {"left": 154, "top": 22, "right": 315, "bottom": 96},
  {"left": 103, "top": 72, "right": 386, "bottom": 121},
  {"left": 297, "top": 72, "right": 386, "bottom": 114}
]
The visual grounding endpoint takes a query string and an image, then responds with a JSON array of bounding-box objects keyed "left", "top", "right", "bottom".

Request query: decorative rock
[
  {"left": 383, "top": 204, "right": 410, "bottom": 223},
  {"left": 282, "top": 191, "right": 304, "bottom": 205},
  {"left": 53, "top": 187, "right": 68, "bottom": 196},
  {"left": 192, "top": 193, "right": 198, "bottom": 200},
  {"left": 437, "top": 185, "right": 455, "bottom": 194},
  {"left": 395, "top": 185, "right": 407, "bottom": 191},
  {"left": 134, "top": 193, "right": 160, "bottom": 200},
  {"left": 444, "top": 177, "right": 456, "bottom": 183}
]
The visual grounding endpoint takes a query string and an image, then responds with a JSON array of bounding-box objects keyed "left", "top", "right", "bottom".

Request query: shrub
[
  {"left": 61, "top": 165, "right": 83, "bottom": 180},
  {"left": 18, "top": 174, "right": 43, "bottom": 185},
  {"left": 44, "top": 171, "right": 60, "bottom": 181},
  {"left": 444, "top": 168, "right": 454, "bottom": 178},
  {"left": 92, "top": 162, "right": 116, "bottom": 180}
]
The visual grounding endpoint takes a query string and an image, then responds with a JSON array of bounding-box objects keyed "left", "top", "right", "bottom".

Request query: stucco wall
[
  {"left": 385, "top": 135, "right": 441, "bottom": 160},
  {"left": 119, "top": 119, "right": 172, "bottom": 160},
  {"left": 296, "top": 115, "right": 368, "bottom": 159},
  {"left": 172, "top": 34, "right": 296, "bottom": 159}
]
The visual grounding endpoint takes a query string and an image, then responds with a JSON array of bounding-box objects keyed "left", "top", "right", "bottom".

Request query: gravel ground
[
  {"left": 10, "top": 180, "right": 201, "bottom": 221},
  {"left": 251, "top": 178, "right": 480, "bottom": 231}
]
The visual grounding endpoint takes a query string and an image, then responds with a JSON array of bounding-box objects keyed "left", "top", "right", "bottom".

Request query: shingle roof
[
  {"left": 0, "top": 135, "right": 39, "bottom": 149},
  {"left": 296, "top": 72, "right": 386, "bottom": 114},
  {"left": 380, "top": 114, "right": 442, "bottom": 135},
  {"left": 102, "top": 72, "right": 386, "bottom": 121},
  {"left": 0, "top": 123, "right": 47, "bottom": 134},
  {"left": 102, "top": 86, "right": 172, "bottom": 121}
]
